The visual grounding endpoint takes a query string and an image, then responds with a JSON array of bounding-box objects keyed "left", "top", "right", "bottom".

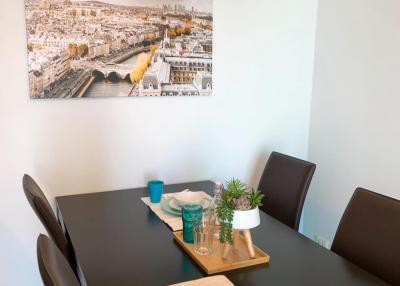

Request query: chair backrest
[
  {"left": 331, "top": 188, "right": 400, "bottom": 285},
  {"left": 37, "top": 234, "right": 80, "bottom": 286},
  {"left": 23, "top": 174, "right": 73, "bottom": 263},
  {"left": 258, "top": 152, "right": 316, "bottom": 230}
]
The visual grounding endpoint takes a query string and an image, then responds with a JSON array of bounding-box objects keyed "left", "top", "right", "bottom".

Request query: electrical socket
[{"left": 315, "top": 235, "right": 330, "bottom": 249}]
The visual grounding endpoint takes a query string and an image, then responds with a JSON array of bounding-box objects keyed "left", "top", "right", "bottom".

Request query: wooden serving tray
[{"left": 173, "top": 231, "right": 270, "bottom": 274}]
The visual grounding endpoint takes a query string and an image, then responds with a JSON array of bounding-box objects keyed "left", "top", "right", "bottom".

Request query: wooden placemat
[
  {"left": 173, "top": 230, "right": 270, "bottom": 274},
  {"left": 169, "top": 275, "right": 234, "bottom": 286}
]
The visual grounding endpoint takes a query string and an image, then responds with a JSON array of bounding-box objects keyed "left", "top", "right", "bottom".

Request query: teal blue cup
[
  {"left": 148, "top": 180, "right": 164, "bottom": 203},
  {"left": 182, "top": 204, "right": 203, "bottom": 243}
]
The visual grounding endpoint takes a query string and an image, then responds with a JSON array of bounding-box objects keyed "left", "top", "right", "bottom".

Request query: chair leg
[{"left": 243, "top": 229, "right": 255, "bottom": 258}]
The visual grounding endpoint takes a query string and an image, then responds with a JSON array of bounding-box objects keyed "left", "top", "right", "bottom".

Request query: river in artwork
[{"left": 83, "top": 53, "right": 145, "bottom": 98}]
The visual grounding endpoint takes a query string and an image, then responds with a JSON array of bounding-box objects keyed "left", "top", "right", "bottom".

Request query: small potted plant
[{"left": 216, "top": 178, "right": 264, "bottom": 245}]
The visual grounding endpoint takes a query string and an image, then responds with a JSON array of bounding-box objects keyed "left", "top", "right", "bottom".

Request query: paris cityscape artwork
[{"left": 25, "top": 0, "right": 213, "bottom": 99}]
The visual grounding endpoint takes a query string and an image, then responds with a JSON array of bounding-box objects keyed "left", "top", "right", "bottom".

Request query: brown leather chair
[
  {"left": 23, "top": 174, "right": 75, "bottom": 267},
  {"left": 37, "top": 234, "right": 80, "bottom": 286},
  {"left": 258, "top": 152, "right": 316, "bottom": 230},
  {"left": 331, "top": 188, "right": 400, "bottom": 285}
]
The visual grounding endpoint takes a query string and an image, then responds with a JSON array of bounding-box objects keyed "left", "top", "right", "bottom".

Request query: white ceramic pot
[{"left": 232, "top": 207, "right": 260, "bottom": 230}]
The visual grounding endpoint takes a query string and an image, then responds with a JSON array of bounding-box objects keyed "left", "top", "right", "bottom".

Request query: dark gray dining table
[{"left": 56, "top": 180, "right": 389, "bottom": 286}]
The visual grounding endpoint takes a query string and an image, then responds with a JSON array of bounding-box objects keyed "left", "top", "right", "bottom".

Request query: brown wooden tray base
[{"left": 173, "top": 230, "right": 270, "bottom": 274}]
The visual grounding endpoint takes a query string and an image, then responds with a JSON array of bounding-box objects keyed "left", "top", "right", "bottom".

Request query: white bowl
[{"left": 174, "top": 190, "right": 206, "bottom": 206}]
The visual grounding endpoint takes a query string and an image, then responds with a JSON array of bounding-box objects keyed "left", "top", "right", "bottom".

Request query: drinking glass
[
  {"left": 193, "top": 224, "right": 215, "bottom": 256},
  {"left": 181, "top": 204, "right": 203, "bottom": 243}
]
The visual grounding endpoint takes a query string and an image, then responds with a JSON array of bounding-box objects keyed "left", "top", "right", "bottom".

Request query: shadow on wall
[
  {"left": 29, "top": 102, "right": 216, "bottom": 199},
  {"left": 0, "top": 222, "right": 42, "bottom": 285},
  {"left": 143, "top": 148, "right": 207, "bottom": 187},
  {"left": 248, "top": 151, "right": 270, "bottom": 190},
  {"left": 144, "top": 171, "right": 160, "bottom": 184},
  {"left": 247, "top": 149, "right": 312, "bottom": 191},
  {"left": 302, "top": 193, "right": 342, "bottom": 244},
  {"left": 31, "top": 105, "right": 113, "bottom": 199}
]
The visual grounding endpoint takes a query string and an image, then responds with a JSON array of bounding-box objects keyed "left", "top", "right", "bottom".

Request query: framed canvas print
[{"left": 25, "top": 0, "right": 213, "bottom": 99}]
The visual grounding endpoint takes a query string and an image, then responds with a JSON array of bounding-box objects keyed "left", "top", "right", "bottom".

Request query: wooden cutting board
[
  {"left": 169, "top": 275, "right": 234, "bottom": 286},
  {"left": 173, "top": 231, "right": 270, "bottom": 274}
]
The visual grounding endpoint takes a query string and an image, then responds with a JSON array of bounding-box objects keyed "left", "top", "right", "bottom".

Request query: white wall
[
  {"left": 303, "top": 0, "right": 400, "bottom": 245},
  {"left": 0, "top": 0, "right": 317, "bottom": 284}
]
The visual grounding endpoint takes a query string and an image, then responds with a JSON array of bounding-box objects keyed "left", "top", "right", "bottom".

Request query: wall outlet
[{"left": 315, "top": 235, "right": 330, "bottom": 249}]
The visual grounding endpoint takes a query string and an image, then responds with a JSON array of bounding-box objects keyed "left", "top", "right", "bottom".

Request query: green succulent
[
  {"left": 225, "top": 178, "right": 247, "bottom": 199},
  {"left": 249, "top": 188, "right": 264, "bottom": 209}
]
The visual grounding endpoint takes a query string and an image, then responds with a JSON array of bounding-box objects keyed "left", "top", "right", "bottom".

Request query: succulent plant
[{"left": 233, "top": 195, "right": 252, "bottom": 211}]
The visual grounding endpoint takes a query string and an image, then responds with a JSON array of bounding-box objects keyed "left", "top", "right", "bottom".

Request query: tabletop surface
[{"left": 56, "top": 181, "right": 389, "bottom": 286}]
